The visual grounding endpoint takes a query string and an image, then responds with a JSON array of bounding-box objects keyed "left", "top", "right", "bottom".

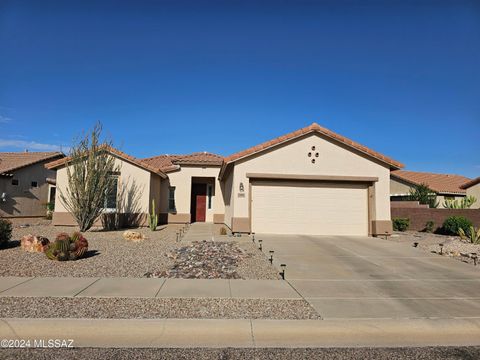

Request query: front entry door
[{"left": 191, "top": 184, "right": 207, "bottom": 222}]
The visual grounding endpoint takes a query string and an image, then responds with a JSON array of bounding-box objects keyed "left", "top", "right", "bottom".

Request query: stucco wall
[
  {"left": 54, "top": 156, "right": 154, "bottom": 218},
  {"left": 0, "top": 161, "right": 59, "bottom": 217},
  {"left": 466, "top": 183, "right": 480, "bottom": 209},
  {"left": 230, "top": 133, "right": 392, "bottom": 223},
  {"left": 159, "top": 165, "right": 224, "bottom": 223}
]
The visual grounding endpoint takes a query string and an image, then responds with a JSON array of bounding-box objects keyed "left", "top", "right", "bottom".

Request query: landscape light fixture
[
  {"left": 176, "top": 232, "right": 180, "bottom": 242},
  {"left": 252, "top": 233, "right": 255, "bottom": 242},
  {"left": 439, "top": 243, "right": 444, "bottom": 255},
  {"left": 269, "top": 250, "right": 274, "bottom": 264},
  {"left": 472, "top": 253, "right": 478, "bottom": 266},
  {"left": 413, "top": 242, "right": 419, "bottom": 248},
  {"left": 280, "top": 264, "right": 287, "bottom": 280},
  {"left": 258, "top": 239, "right": 263, "bottom": 251}
]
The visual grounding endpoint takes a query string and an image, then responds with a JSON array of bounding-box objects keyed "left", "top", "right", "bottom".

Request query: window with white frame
[
  {"left": 207, "top": 184, "right": 213, "bottom": 209},
  {"left": 104, "top": 176, "right": 119, "bottom": 212},
  {"left": 168, "top": 186, "right": 176, "bottom": 212}
]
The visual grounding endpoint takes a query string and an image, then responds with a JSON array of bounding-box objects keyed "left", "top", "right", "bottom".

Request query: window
[
  {"left": 207, "top": 184, "right": 213, "bottom": 209},
  {"left": 104, "top": 177, "right": 119, "bottom": 211},
  {"left": 31, "top": 181, "right": 38, "bottom": 188},
  {"left": 11, "top": 179, "right": 18, "bottom": 186},
  {"left": 168, "top": 187, "right": 176, "bottom": 212}
]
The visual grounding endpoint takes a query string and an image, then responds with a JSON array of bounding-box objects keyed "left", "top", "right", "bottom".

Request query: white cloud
[
  {"left": 0, "top": 115, "right": 12, "bottom": 123},
  {"left": 0, "top": 139, "right": 70, "bottom": 153}
]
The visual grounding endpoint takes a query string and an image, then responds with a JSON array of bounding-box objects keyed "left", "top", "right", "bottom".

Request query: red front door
[
  {"left": 196, "top": 194, "right": 206, "bottom": 222},
  {"left": 191, "top": 183, "right": 207, "bottom": 222}
]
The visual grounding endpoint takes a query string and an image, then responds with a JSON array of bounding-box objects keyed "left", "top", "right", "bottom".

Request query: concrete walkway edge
[{"left": 1, "top": 318, "right": 480, "bottom": 348}]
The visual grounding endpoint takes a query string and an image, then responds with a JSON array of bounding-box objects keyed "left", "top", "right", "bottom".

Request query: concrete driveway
[{"left": 259, "top": 234, "right": 480, "bottom": 320}]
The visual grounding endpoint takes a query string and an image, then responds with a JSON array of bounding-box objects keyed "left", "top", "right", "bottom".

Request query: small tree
[
  {"left": 408, "top": 183, "right": 439, "bottom": 208},
  {"left": 59, "top": 123, "right": 120, "bottom": 232}
]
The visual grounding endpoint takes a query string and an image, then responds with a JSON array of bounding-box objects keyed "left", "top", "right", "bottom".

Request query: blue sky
[{"left": 0, "top": 0, "right": 479, "bottom": 176}]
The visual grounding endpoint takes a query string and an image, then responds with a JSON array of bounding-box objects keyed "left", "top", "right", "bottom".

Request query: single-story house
[
  {"left": 0, "top": 151, "right": 65, "bottom": 217},
  {"left": 390, "top": 170, "right": 471, "bottom": 208},
  {"left": 460, "top": 177, "right": 480, "bottom": 209},
  {"left": 47, "top": 123, "right": 404, "bottom": 236}
]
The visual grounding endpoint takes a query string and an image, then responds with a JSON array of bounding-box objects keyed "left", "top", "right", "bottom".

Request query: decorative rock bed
[{"left": 146, "top": 240, "right": 251, "bottom": 279}]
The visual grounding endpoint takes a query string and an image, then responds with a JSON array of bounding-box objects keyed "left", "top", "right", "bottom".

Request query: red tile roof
[
  {"left": 142, "top": 152, "right": 224, "bottom": 172},
  {"left": 461, "top": 177, "right": 480, "bottom": 190},
  {"left": 222, "top": 123, "right": 404, "bottom": 169},
  {"left": 45, "top": 146, "right": 167, "bottom": 178},
  {"left": 391, "top": 170, "right": 471, "bottom": 195},
  {"left": 0, "top": 152, "right": 64, "bottom": 175}
]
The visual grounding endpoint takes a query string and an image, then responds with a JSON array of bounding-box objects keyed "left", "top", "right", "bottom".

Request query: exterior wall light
[{"left": 239, "top": 183, "right": 244, "bottom": 192}]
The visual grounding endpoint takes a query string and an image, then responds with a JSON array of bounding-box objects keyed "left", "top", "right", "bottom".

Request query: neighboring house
[
  {"left": 390, "top": 170, "right": 471, "bottom": 208},
  {"left": 47, "top": 123, "right": 404, "bottom": 236},
  {"left": 460, "top": 177, "right": 480, "bottom": 209},
  {"left": 0, "top": 151, "right": 65, "bottom": 217}
]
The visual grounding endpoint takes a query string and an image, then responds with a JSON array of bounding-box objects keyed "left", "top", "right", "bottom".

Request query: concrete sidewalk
[
  {"left": 1, "top": 317, "right": 480, "bottom": 348},
  {"left": 0, "top": 277, "right": 300, "bottom": 299}
]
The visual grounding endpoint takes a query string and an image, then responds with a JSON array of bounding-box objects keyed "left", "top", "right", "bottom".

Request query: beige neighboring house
[
  {"left": 0, "top": 151, "right": 65, "bottom": 218},
  {"left": 47, "top": 123, "right": 404, "bottom": 236},
  {"left": 460, "top": 177, "right": 480, "bottom": 209},
  {"left": 390, "top": 170, "right": 471, "bottom": 208}
]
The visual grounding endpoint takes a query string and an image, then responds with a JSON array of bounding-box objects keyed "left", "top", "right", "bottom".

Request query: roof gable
[
  {"left": 0, "top": 152, "right": 64, "bottom": 175},
  {"left": 45, "top": 146, "right": 167, "bottom": 178},
  {"left": 460, "top": 176, "right": 480, "bottom": 190},
  {"left": 220, "top": 123, "right": 403, "bottom": 178},
  {"left": 391, "top": 170, "right": 470, "bottom": 195}
]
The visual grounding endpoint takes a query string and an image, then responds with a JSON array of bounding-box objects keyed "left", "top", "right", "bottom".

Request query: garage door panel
[{"left": 252, "top": 181, "right": 368, "bottom": 236}]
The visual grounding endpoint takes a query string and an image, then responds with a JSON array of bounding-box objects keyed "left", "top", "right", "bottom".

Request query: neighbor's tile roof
[
  {"left": 45, "top": 146, "right": 167, "bottom": 178},
  {"left": 391, "top": 170, "right": 471, "bottom": 194},
  {"left": 461, "top": 177, "right": 480, "bottom": 190},
  {"left": 0, "top": 152, "right": 64, "bottom": 175},
  {"left": 222, "top": 123, "right": 404, "bottom": 169},
  {"left": 142, "top": 152, "right": 224, "bottom": 172}
]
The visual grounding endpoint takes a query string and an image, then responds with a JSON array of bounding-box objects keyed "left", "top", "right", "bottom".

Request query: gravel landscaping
[
  {"left": 2, "top": 346, "right": 480, "bottom": 360},
  {"left": 0, "top": 223, "right": 278, "bottom": 279},
  {"left": 0, "top": 297, "right": 319, "bottom": 319},
  {"left": 388, "top": 231, "right": 480, "bottom": 268}
]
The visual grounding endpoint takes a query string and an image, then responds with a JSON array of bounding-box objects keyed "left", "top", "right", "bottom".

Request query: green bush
[
  {"left": 0, "top": 219, "right": 13, "bottom": 246},
  {"left": 442, "top": 216, "right": 473, "bottom": 236},
  {"left": 393, "top": 218, "right": 410, "bottom": 232},
  {"left": 424, "top": 221, "right": 435, "bottom": 233}
]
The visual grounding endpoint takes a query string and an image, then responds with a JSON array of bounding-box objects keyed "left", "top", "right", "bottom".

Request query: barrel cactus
[{"left": 45, "top": 232, "right": 89, "bottom": 261}]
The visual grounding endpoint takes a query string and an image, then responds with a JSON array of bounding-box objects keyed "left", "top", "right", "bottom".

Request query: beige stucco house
[
  {"left": 47, "top": 123, "right": 404, "bottom": 236},
  {"left": 461, "top": 177, "right": 480, "bottom": 209},
  {"left": 390, "top": 170, "right": 471, "bottom": 208},
  {"left": 0, "top": 151, "right": 64, "bottom": 217}
]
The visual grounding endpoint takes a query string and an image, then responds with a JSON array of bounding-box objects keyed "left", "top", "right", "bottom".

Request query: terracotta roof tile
[
  {"left": 391, "top": 170, "right": 471, "bottom": 194},
  {"left": 460, "top": 176, "right": 480, "bottom": 190},
  {"left": 223, "top": 122, "right": 404, "bottom": 169},
  {"left": 142, "top": 152, "right": 223, "bottom": 172},
  {"left": 45, "top": 146, "right": 167, "bottom": 178},
  {"left": 0, "top": 152, "right": 64, "bottom": 174}
]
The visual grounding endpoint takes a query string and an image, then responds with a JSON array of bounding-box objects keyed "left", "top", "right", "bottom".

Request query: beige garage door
[{"left": 251, "top": 181, "right": 368, "bottom": 236}]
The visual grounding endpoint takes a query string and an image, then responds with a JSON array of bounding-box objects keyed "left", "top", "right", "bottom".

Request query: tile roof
[
  {"left": 222, "top": 122, "right": 404, "bottom": 169},
  {"left": 45, "top": 146, "right": 167, "bottom": 178},
  {"left": 391, "top": 170, "right": 471, "bottom": 195},
  {"left": 461, "top": 177, "right": 480, "bottom": 190},
  {"left": 142, "top": 152, "right": 224, "bottom": 172},
  {"left": 0, "top": 152, "right": 64, "bottom": 175}
]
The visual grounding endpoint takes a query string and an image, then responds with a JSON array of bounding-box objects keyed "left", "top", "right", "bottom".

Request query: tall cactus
[{"left": 148, "top": 199, "right": 158, "bottom": 231}]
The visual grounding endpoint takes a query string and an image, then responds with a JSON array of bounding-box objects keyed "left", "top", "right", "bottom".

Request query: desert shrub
[
  {"left": 220, "top": 227, "right": 227, "bottom": 235},
  {"left": 408, "top": 183, "right": 439, "bottom": 208},
  {"left": 424, "top": 221, "right": 435, "bottom": 233},
  {"left": 459, "top": 226, "right": 480, "bottom": 245},
  {"left": 442, "top": 216, "right": 473, "bottom": 236},
  {"left": 0, "top": 219, "right": 12, "bottom": 246},
  {"left": 393, "top": 218, "right": 410, "bottom": 232},
  {"left": 44, "top": 232, "right": 89, "bottom": 261}
]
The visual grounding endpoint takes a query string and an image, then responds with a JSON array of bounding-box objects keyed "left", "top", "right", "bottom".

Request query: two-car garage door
[{"left": 251, "top": 181, "right": 369, "bottom": 236}]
